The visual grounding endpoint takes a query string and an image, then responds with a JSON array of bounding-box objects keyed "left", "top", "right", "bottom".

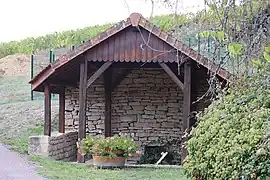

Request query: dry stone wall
[
  {"left": 28, "top": 132, "right": 78, "bottom": 161},
  {"left": 48, "top": 132, "right": 78, "bottom": 161},
  {"left": 65, "top": 68, "right": 183, "bottom": 152},
  {"left": 64, "top": 67, "right": 209, "bottom": 158},
  {"left": 65, "top": 76, "right": 105, "bottom": 134},
  {"left": 111, "top": 68, "right": 183, "bottom": 153}
]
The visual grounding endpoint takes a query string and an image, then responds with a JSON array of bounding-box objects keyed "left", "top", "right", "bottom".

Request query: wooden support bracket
[
  {"left": 111, "top": 69, "right": 132, "bottom": 92},
  {"left": 159, "top": 62, "right": 184, "bottom": 90},
  {"left": 87, "top": 62, "right": 113, "bottom": 88}
]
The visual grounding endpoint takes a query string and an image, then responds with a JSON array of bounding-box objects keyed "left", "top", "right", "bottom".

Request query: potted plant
[{"left": 79, "top": 134, "right": 140, "bottom": 168}]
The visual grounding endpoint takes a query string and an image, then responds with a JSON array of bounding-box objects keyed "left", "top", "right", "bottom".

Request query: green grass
[
  {"left": 0, "top": 68, "right": 189, "bottom": 180},
  {"left": 1, "top": 123, "right": 43, "bottom": 154},
  {"left": 3, "top": 123, "right": 189, "bottom": 180},
  {"left": 30, "top": 156, "right": 188, "bottom": 180}
]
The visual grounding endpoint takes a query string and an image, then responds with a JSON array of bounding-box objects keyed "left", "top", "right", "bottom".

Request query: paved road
[{"left": 0, "top": 144, "right": 44, "bottom": 180}]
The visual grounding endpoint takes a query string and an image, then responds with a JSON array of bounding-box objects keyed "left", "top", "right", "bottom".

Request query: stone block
[
  {"left": 144, "top": 110, "right": 155, "bottom": 115},
  {"left": 28, "top": 135, "right": 49, "bottom": 156},
  {"left": 131, "top": 105, "right": 145, "bottom": 111}
]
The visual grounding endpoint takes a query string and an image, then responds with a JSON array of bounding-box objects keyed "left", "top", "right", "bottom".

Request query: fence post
[
  {"left": 49, "top": 50, "right": 55, "bottom": 98},
  {"left": 198, "top": 34, "right": 201, "bottom": 53},
  {"left": 207, "top": 35, "right": 210, "bottom": 54},
  {"left": 49, "top": 50, "right": 53, "bottom": 63},
  {"left": 188, "top": 38, "right": 191, "bottom": 47},
  {"left": 52, "top": 53, "right": 55, "bottom": 62},
  {"left": 30, "top": 54, "right": 34, "bottom": 101}
]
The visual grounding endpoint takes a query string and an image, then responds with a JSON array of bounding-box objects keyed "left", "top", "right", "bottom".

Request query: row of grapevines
[{"left": 0, "top": 14, "right": 185, "bottom": 59}]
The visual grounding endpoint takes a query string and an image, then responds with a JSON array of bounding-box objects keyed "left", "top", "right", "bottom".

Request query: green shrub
[{"left": 184, "top": 63, "right": 270, "bottom": 179}]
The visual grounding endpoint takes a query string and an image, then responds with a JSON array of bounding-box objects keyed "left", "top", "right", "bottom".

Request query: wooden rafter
[
  {"left": 159, "top": 62, "right": 184, "bottom": 90},
  {"left": 87, "top": 62, "right": 113, "bottom": 88}
]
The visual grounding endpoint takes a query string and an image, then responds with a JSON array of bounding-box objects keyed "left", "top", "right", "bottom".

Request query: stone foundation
[{"left": 28, "top": 131, "right": 78, "bottom": 161}]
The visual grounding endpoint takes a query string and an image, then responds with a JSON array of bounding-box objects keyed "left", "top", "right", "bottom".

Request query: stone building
[{"left": 29, "top": 13, "right": 232, "bottom": 163}]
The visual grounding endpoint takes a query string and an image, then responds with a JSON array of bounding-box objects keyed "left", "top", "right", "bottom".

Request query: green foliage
[
  {"left": 263, "top": 46, "right": 270, "bottom": 62},
  {"left": 184, "top": 62, "right": 270, "bottom": 179},
  {"left": 199, "top": 31, "right": 225, "bottom": 42},
  {"left": 80, "top": 134, "right": 138, "bottom": 158},
  {"left": 227, "top": 42, "right": 244, "bottom": 58}
]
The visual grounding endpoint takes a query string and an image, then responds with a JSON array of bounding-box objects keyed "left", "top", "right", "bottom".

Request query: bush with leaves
[{"left": 184, "top": 57, "right": 270, "bottom": 179}]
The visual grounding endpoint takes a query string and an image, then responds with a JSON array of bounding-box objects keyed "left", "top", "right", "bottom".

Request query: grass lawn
[
  {"left": 30, "top": 156, "right": 188, "bottom": 180},
  {"left": 3, "top": 123, "right": 189, "bottom": 180},
  {"left": 0, "top": 76, "right": 190, "bottom": 180}
]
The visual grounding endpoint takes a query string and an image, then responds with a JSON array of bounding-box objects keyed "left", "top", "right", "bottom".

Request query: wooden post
[
  {"left": 77, "top": 58, "right": 88, "bottom": 163},
  {"left": 59, "top": 86, "right": 65, "bottom": 133},
  {"left": 181, "top": 61, "right": 191, "bottom": 164},
  {"left": 104, "top": 68, "right": 112, "bottom": 137},
  {"left": 44, "top": 84, "right": 51, "bottom": 136}
]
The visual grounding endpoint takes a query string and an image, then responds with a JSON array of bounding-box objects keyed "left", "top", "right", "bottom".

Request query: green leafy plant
[
  {"left": 79, "top": 135, "right": 139, "bottom": 158},
  {"left": 184, "top": 59, "right": 270, "bottom": 179}
]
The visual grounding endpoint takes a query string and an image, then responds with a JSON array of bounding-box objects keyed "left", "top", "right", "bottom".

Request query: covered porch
[{"left": 29, "top": 13, "right": 231, "bottom": 164}]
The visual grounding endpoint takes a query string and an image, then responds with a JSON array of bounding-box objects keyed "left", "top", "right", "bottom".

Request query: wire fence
[{"left": 29, "top": 34, "right": 237, "bottom": 100}]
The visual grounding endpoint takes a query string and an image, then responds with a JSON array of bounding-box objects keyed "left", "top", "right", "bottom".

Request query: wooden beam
[
  {"left": 77, "top": 58, "right": 88, "bottom": 163},
  {"left": 104, "top": 68, "right": 112, "bottom": 137},
  {"left": 111, "top": 69, "right": 132, "bottom": 92},
  {"left": 181, "top": 61, "right": 191, "bottom": 164},
  {"left": 59, "top": 86, "right": 65, "bottom": 133},
  {"left": 87, "top": 62, "right": 112, "bottom": 88},
  {"left": 159, "top": 62, "right": 184, "bottom": 90},
  {"left": 44, "top": 83, "right": 51, "bottom": 136}
]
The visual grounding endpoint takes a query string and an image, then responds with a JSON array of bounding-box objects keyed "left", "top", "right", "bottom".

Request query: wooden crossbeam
[
  {"left": 159, "top": 62, "right": 184, "bottom": 90},
  {"left": 87, "top": 62, "right": 113, "bottom": 88},
  {"left": 111, "top": 69, "right": 132, "bottom": 92}
]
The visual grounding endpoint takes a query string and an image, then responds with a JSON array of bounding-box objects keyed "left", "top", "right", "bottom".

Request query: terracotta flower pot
[{"left": 92, "top": 155, "right": 126, "bottom": 168}]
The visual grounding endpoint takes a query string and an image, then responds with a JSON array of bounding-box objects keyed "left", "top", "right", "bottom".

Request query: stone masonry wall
[
  {"left": 65, "top": 76, "right": 105, "bottom": 134},
  {"left": 28, "top": 131, "right": 78, "bottom": 161},
  {"left": 48, "top": 132, "right": 78, "bottom": 161},
  {"left": 64, "top": 67, "right": 210, "bottom": 158},
  {"left": 65, "top": 68, "right": 184, "bottom": 153},
  {"left": 111, "top": 69, "right": 183, "bottom": 153}
]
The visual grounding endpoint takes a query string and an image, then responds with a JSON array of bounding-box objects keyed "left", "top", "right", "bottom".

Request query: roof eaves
[
  {"left": 138, "top": 16, "right": 234, "bottom": 82},
  {"left": 29, "top": 18, "right": 132, "bottom": 90}
]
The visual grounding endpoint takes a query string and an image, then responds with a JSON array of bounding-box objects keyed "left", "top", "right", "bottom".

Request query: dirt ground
[{"left": 0, "top": 54, "right": 30, "bottom": 77}]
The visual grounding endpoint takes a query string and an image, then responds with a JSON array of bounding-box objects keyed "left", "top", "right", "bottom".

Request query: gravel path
[{"left": 0, "top": 144, "right": 44, "bottom": 180}]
